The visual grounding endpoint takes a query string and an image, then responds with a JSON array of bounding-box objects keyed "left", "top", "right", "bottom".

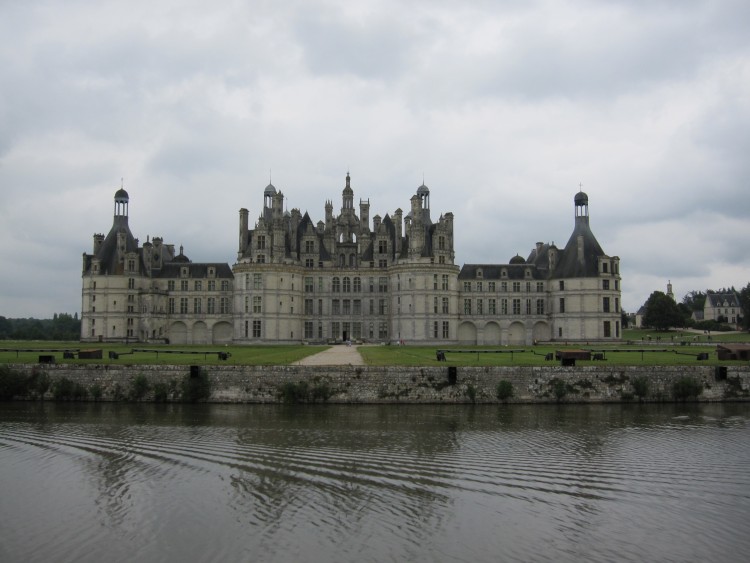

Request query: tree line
[
  {"left": 640, "top": 283, "right": 750, "bottom": 331},
  {"left": 0, "top": 313, "right": 81, "bottom": 341}
]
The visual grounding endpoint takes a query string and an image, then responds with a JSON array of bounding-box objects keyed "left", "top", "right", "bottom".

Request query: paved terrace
[{"left": 293, "top": 344, "right": 365, "bottom": 366}]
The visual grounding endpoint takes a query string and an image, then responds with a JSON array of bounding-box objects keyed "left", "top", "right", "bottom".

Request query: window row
[
  {"left": 463, "top": 281, "right": 545, "bottom": 293},
  {"left": 167, "top": 280, "right": 230, "bottom": 292},
  {"left": 168, "top": 297, "right": 231, "bottom": 314},
  {"left": 463, "top": 298, "right": 546, "bottom": 316}
]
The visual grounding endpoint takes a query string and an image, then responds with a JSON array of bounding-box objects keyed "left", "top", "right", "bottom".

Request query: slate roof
[
  {"left": 552, "top": 216, "right": 605, "bottom": 278},
  {"left": 706, "top": 293, "right": 740, "bottom": 308}
]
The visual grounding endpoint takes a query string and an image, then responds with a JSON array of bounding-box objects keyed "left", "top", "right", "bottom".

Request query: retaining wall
[{"left": 8, "top": 364, "right": 750, "bottom": 403}]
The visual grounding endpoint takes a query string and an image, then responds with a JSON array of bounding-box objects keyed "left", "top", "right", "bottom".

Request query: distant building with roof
[
  {"left": 81, "top": 176, "right": 621, "bottom": 344},
  {"left": 704, "top": 291, "right": 741, "bottom": 327}
]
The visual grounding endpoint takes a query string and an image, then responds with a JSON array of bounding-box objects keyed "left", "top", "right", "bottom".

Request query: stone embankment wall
[{"left": 8, "top": 364, "right": 750, "bottom": 403}]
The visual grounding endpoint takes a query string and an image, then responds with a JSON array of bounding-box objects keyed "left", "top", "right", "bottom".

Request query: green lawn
[
  {"left": 1, "top": 337, "right": 748, "bottom": 367},
  {"left": 359, "top": 343, "right": 745, "bottom": 367},
  {"left": 0, "top": 342, "right": 328, "bottom": 366}
]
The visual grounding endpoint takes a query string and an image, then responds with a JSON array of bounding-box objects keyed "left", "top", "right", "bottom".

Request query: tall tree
[
  {"left": 682, "top": 290, "right": 706, "bottom": 312},
  {"left": 739, "top": 283, "right": 750, "bottom": 330},
  {"left": 643, "top": 291, "right": 684, "bottom": 331}
]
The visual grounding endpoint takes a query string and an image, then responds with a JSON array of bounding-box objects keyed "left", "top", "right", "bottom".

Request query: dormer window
[
  {"left": 181, "top": 267, "right": 188, "bottom": 278},
  {"left": 476, "top": 269, "right": 483, "bottom": 279},
  {"left": 208, "top": 267, "right": 215, "bottom": 278},
  {"left": 501, "top": 269, "right": 507, "bottom": 278}
]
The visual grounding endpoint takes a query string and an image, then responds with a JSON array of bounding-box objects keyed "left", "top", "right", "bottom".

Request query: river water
[{"left": 1, "top": 402, "right": 749, "bottom": 563}]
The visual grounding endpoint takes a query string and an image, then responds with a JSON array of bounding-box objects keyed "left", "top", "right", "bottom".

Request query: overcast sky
[{"left": 1, "top": 0, "right": 749, "bottom": 319}]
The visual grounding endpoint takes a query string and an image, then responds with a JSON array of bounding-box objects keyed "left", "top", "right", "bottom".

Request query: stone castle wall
[{"left": 8, "top": 364, "right": 750, "bottom": 403}]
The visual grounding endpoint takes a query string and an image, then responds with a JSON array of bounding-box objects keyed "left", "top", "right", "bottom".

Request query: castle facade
[{"left": 81, "top": 175, "right": 621, "bottom": 345}]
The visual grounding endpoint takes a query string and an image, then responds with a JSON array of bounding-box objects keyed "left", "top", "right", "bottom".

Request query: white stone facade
[{"left": 81, "top": 177, "right": 621, "bottom": 345}]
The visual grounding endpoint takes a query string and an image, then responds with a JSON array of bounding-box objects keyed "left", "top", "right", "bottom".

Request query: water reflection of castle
[{"left": 81, "top": 175, "right": 621, "bottom": 345}]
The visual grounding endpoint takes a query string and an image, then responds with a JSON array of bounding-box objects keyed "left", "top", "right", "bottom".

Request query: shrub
[
  {"left": 153, "top": 382, "right": 169, "bottom": 403},
  {"left": 631, "top": 376, "right": 650, "bottom": 399},
  {"left": 496, "top": 380, "right": 514, "bottom": 402},
  {"left": 673, "top": 377, "right": 703, "bottom": 401},
  {"left": 28, "top": 369, "right": 50, "bottom": 399},
  {"left": 52, "top": 377, "right": 88, "bottom": 401},
  {"left": 181, "top": 369, "right": 211, "bottom": 403},
  {"left": 278, "top": 381, "right": 309, "bottom": 404},
  {"left": 551, "top": 379, "right": 568, "bottom": 401},
  {"left": 465, "top": 384, "right": 477, "bottom": 403},
  {"left": 0, "top": 366, "right": 30, "bottom": 400},
  {"left": 310, "top": 381, "right": 333, "bottom": 403},
  {"left": 90, "top": 384, "right": 103, "bottom": 401},
  {"left": 130, "top": 374, "right": 151, "bottom": 401}
]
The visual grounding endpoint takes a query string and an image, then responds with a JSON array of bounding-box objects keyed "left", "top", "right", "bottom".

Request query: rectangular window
[
  {"left": 378, "top": 277, "right": 388, "bottom": 292},
  {"left": 181, "top": 280, "right": 189, "bottom": 291},
  {"left": 257, "top": 235, "right": 266, "bottom": 250},
  {"left": 434, "top": 296, "right": 439, "bottom": 314},
  {"left": 442, "top": 298, "right": 449, "bottom": 314},
  {"left": 464, "top": 281, "right": 472, "bottom": 292},
  {"left": 434, "top": 321, "right": 439, "bottom": 339},
  {"left": 180, "top": 297, "right": 188, "bottom": 314},
  {"left": 537, "top": 282, "right": 544, "bottom": 292},
  {"left": 305, "top": 240, "right": 315, "bottom": 253},
  {"left": 512, "top": 282, "right": 521, "bottom": 292},
  {"left": 253, "top": 274, "right": 262, "bottom": 289},
  {"left": 252, "top": 320, "right": 261, "bottom": 338},
  {"left": 221, "top": 280, "right": 230, "bottom": 291},
  {"left": 195, "top": 280, "right": 202, "bottom": 291},
  {"left": 378, "top": 322, "right": 388, "bottom": 339},
  {"left": 559, "top": 280, "right": 565, "bottom": 290},
  {"left": 604, "top": 321, "right": 611, "bottom": 337},
  {"left": 501, "top": 281, "right": 508, "bottom": 292},
  {"left": 194, "top": 298, "right": 202, "bottom": 314},
  {"left": 332, "top": 322, "right": 340, "bottom": 339},
  {"left": 512, "top": 299, "right": 521, "bottom": 315},
  {"left": 245, "top": 296, "right": 249, "bottom": 313},
  {"left": 602, "top": 279, "right": 610, "bottom": 290},
  {"left": 442, "top": 275, "right": 449, "bottom": 291},
  {"left": 488, "top": 281, "right": 496, "bottom": 292},
  {"left": 501, "top": 299, "right": 508, "bottom": 315},
  {"left": 615, "top": 298, "right": 620, "bottom": 313},
  {"left": 603, "top": 297, "right": 610, "bottom": 313},
  {"left": 220, "top": 297, "right": 230, "bottom": 314},
  {"left": 332, "top": 300, "right": 340, "bottom": 315},
  {"left": 168, "top": 298, "right": 175, "bottom": 314},
  {"left": 207, "top": 297, "right": 215, "bottom": 314},
  {"left": 536, "top": 299, "right": 545, "bottom": 315},
  {"left": 208, "top": 280, "right": 216, "bottom": 291},
  {"left": 559, "top": 298, "right": 565, "bottom": 313},
  {"left": 464, "top": 299, "right": 472, "bottom": 315},
  {"left": 378, "top": 299, "right": 387, "bottom": 315},
  {"left": 442, "top": 321, "right": 449, "bottom": 339},
  {"left": 305, "top": 258, "right": 315, "bottom": 268},
  {"left": 304, "top": 321, "right": 313, "bottom": 339},
  {"left": 433, "top": 274, "right": 438, "bottom": 290},
  {"left": 489, "top": 298, "right": 496, "bottom": 314},
  {"left": 343, "top": 300, "right": 351, "bottom": 315},
  {"left": 305, "top": 277, "right": 314, "bottom": 292},
  {"left": 353, "top": 300, "right": 362, "bottom": 315},
  {"left": 305, "top": 299, "right": 313, "bottom": 315},
  {"left": 526, "top": 282, "right": 531, "bottom": 293},
  {"left": 253, "top": 296, "right": 262, "bottom": 313},
  {"left": 378, "top": 240, "right": 387, "bottom": 253},
  {"left": 477, "top": 299, "right": 483, "bottom": 315},
  {"left": 168, "top": 280, "right": 175, "bottom": 291},
  {"left": 526, "top": 299, "right": 531, "bottom": 315},
  {"left": 476, "top": 281, "right": 483, "bottom": 292}
]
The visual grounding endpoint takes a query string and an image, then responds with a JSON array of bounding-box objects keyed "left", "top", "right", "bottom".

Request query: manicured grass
[
  {"left": 622, "top": 328, "right": 750, "bottom": 343},
  {"left": 359, "top": 343, "right": 747, "bottom": 367},
  {"left": 0, "top": 342, "right": 328, "bottom": 366},
  {"left": 2, "top": 338, "right": 749, "bottom": 367}
]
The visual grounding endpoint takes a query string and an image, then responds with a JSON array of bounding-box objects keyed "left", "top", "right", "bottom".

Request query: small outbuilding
[{"left": 716, "top": 344, "right": 750, "bottom": 361}]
